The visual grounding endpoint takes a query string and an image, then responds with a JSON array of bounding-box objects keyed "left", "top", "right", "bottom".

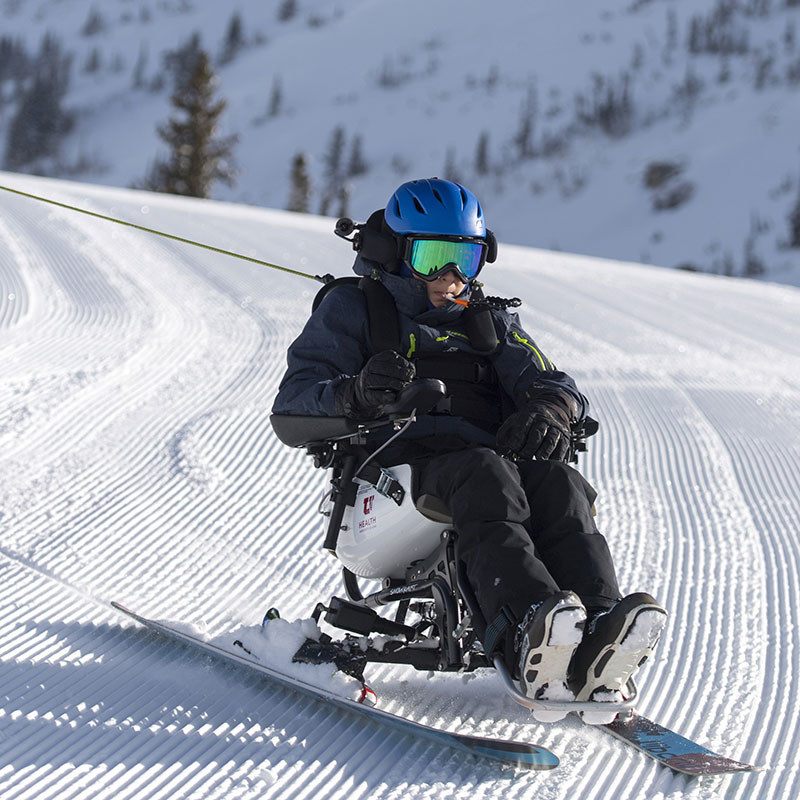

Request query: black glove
[
  {"left": 496, "top": 390, "right": 576, "bottom": 462},
  {"left": 337, "top": 350, "right": 416, "bottom": 419}
]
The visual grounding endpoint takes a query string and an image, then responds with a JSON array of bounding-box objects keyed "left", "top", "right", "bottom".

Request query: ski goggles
[{"left": 403, "top": 237, "right": 488, "bottom": 283}]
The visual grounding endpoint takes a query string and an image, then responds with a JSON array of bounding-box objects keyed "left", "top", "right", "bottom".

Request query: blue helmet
[{"left": 384, "top": 178, "right": 487, "bottom": 238}]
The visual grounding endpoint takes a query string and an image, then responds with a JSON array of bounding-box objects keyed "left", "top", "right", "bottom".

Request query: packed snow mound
[{"left": 224, "top": 616, "right": 367, "bottom": 701}]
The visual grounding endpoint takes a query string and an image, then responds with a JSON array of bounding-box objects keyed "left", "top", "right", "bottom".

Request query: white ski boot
[
  {"left": 571, "top": 593, "right": 667, "bottom": 725},
  {"left": 516, "top": 591, "right": 587, "bottom": 722}
]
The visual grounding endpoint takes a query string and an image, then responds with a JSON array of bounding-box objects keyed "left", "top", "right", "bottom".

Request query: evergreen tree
[
  {"left": 443, "top": 147, "right": 461, "bottom": 183},
  {"left": 278, "top": 0, "right": 298, "bottom": 22},
  {"left": 743, "top": 238, "right": 765, "bottom": 276},
  {"left": 144, "top": 50, "right": 237, "bottom": 198},
  {"left": 513, "top": 82, "right": 537, "bottom": 160},
  {"left": 789, "top": 184, "right": 800, "bottom": 248},
  {"left": 132, "top": 45, "right": 148, "bottom": 89},
  {"left": 287, "top": 152, "right": 312, "bottom": 213},
  {"left": 219, "top": 12, "right": 245, "bottom": 65},
  {"left": 81, "top": 8, "right": 106, "bottom": 37},
  {"left": 785, "top": 20, "right": 796, "bottom": 52},
  {"left": 346, "top": 134, "right": 368, "bottom": 177},
  {"left": 336, "top": 182, "right": 351, "bottom": 219},
  {"left": 83, "top": 47, "right": 101, "bottom": 74},
  {"left": 163, "top": 32, "right": 203, "bottom": 96},
  {"left": 475, "top": 131, "right": 490, "bottom": 175},
  {"left": 268, "top": 76, "right": 283, "bottom": 117},
  {"left": 4, "top": 33, "right": 73, "bottom": 171},
  {"left": 319, "top": 125, "right": 345, "bottom": 215}
]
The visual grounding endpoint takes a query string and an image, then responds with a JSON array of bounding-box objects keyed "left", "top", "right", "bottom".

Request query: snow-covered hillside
[
  {"left": 1, "top": 0, "right": 800, "bottom": 284},
  {"left": 1, "top": 172, "right": 798, "bottom": 798}
]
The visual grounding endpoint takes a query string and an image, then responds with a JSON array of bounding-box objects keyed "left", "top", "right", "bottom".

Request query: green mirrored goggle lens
[{"left": 408, "top": 239, "right": 486, "bottom": 281}]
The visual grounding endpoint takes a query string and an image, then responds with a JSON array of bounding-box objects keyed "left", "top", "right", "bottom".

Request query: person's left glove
[{"left": 496, "top": 390, "right": 577, "bottom": 462}]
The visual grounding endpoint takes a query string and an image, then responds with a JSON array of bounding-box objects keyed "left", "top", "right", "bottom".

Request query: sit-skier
[{"left": 272, "top": 177, "right": 667, "bottom": 716}]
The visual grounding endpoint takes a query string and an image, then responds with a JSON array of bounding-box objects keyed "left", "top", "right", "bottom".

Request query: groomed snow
[{"left": 1, "top": 173, "right": 798, "bottom": 799}]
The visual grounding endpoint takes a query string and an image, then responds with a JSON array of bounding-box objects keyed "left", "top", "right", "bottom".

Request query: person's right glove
[
  {"left": 336, "top": 350, "right": 416, "bottom": 419},
  {"left": 496, "top": 390, "right": 577, "bottom": 462}
]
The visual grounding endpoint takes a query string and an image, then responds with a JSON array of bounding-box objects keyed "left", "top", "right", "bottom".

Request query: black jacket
[{"left": 272, "top": 256, "right": 588, "bottom": 451}]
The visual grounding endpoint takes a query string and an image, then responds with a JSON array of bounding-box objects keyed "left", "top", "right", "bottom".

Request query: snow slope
[{"left": 1, "top": 173, "right": 799, "bottom": 799}]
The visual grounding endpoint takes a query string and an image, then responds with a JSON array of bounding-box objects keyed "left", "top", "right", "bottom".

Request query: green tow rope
[{"left": 0, "top": 183, "right": 328, "bottom": 283}]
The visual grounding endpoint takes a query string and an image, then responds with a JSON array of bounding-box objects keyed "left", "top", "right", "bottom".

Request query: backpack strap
[
  {"left": 358, "top": 275, "right": 402, "bottom": 353},
  {"left": 310, "top": 275, "right": 401, "bottom": 354},
  {"left": 311, "top": 276, "right": 360, "bottom": 313}
]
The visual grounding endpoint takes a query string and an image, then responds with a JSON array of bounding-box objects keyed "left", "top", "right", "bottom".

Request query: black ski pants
[{"left": 412, "top": 447, "right": 621, "bottom": 654}]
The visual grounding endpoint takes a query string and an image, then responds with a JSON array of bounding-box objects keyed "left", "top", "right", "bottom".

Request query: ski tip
[
  {"left": 111, "top": 601, "right": 147, "bottom": 624},
  {"left": 605, "top": 713, "right": 765, "bottom": 776},
  {"left": 665, "top": 753, "right": 765, "bottom": 775}
]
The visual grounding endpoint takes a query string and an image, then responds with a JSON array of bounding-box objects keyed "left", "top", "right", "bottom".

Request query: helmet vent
[
  {"left": 432, "top": 188, "right": 443, "bottom": 203},
  {"left": 459, "top": 187, "right": 468, "bottom": 208},
  {"left": 413, "top": 197, "right": 426, "bottom": 214}
]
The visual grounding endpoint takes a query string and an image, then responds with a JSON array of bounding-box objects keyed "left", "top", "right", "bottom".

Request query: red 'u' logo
[{"left": 363, "top": 495, "right": 374, "bottom": 515}]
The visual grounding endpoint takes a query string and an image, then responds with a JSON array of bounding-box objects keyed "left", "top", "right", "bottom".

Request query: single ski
[
  {"left": 602, "top": 713, "right": 763, "bottom": 776},
  {"left": 494, "top": 655, "right": 761, "bottom": 775},
  {"left": 111, "top": 602, "right": 559, "bottom": 771}
]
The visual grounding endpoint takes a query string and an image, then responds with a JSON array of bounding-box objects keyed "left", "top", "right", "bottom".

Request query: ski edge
[{"left": 110, "top": 601, "right": 559, "bottom": 771}]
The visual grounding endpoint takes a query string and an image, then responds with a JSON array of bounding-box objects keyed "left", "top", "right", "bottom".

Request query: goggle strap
[{"left": 357, "top": 221, "right": 401, "bottom": 265}]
